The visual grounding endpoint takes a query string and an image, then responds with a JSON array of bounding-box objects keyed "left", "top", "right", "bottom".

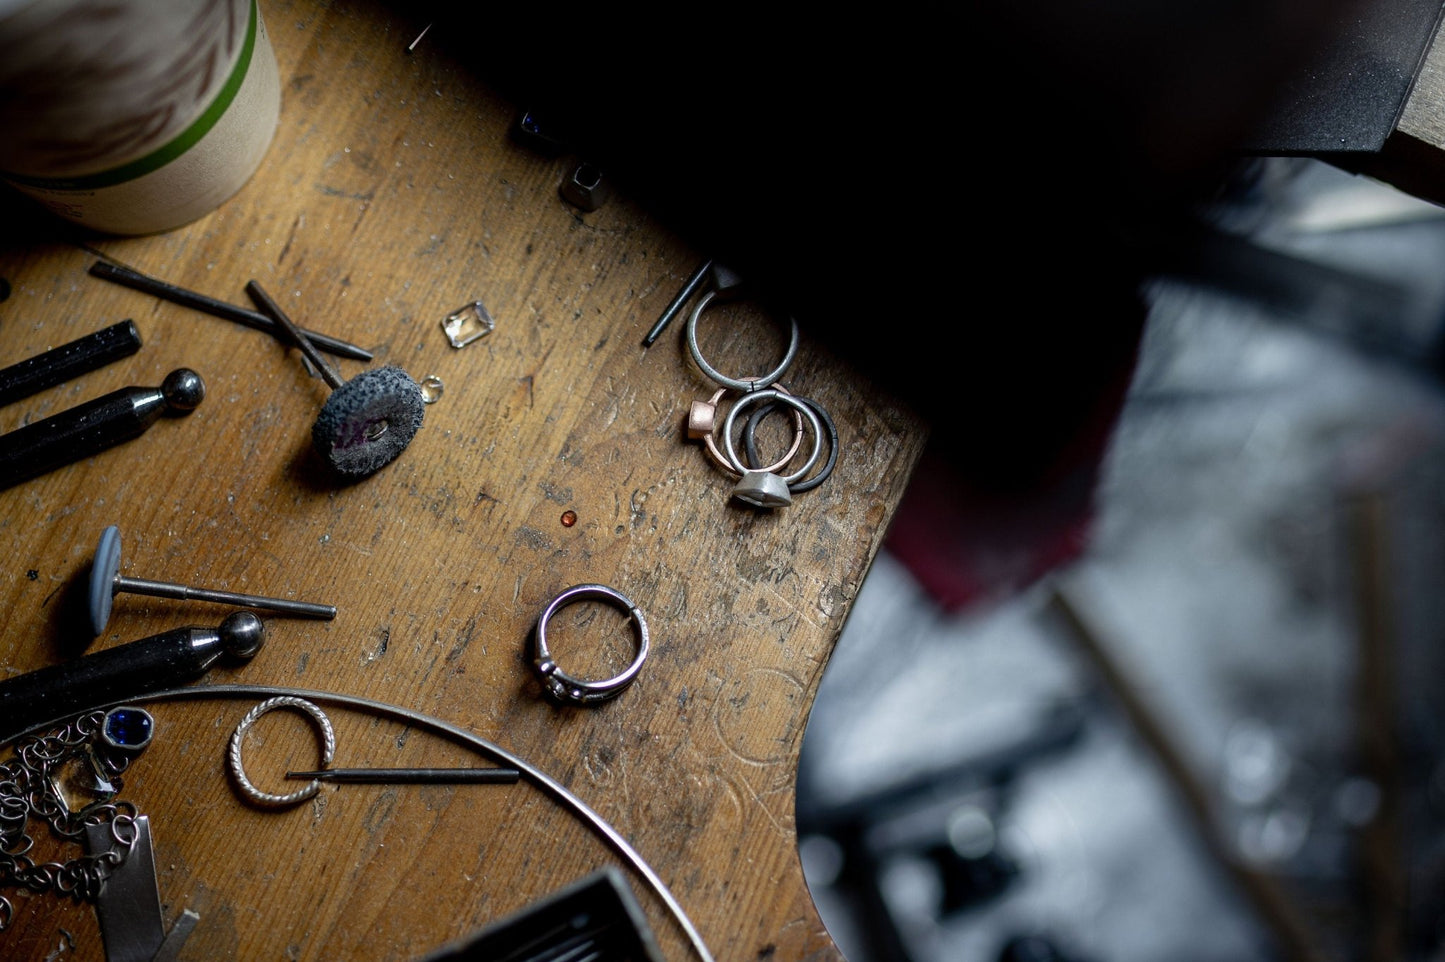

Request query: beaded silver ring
[{"left": 531, "top": 584, "right": 650, "bottom": 706}]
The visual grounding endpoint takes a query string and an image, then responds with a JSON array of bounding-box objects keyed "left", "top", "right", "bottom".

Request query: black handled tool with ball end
[
  {"left": 0, "top": 611, "right": 264, "bottom": 742},
  {"left": 245, "top": 281, "right": 425, "bottom": 478},
  {"left": 0, "top": 368, "right": 204, "bottom": 490}
]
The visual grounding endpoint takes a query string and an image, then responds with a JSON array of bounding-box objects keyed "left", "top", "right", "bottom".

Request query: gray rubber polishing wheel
[
  {"left": 311, "top": 366, "right": 425, "bottom": 476},
  {"left": 88, "top": 524, "right": 123, "bottom": 635}
]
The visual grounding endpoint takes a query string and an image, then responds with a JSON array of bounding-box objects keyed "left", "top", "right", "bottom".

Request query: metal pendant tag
[
  {"left": 732, "top": 470, "right": 792, "bottom": 508},
  {"left": 84, "top": 815, "right": 165, "bottom": 962}
]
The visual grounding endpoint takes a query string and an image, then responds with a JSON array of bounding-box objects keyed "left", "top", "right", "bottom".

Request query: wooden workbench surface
[{"left": 0, "top": 2, "right": 925, "bottom": 960}]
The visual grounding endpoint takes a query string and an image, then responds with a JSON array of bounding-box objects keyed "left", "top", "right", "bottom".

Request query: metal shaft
[
  {"left": 642, "top": 259, "right": 712, "bottom": 347},
  {"left": 245, "top": 280, "right": 345, "bottom": 389},
  {"left": 112, "top": 575, "right": 336, "bottom": 621},
  {"left": 0, "top": 319, "right": 143, "bottom": 408},
  {"left": 286, "top": 767, "right": 521, "bottom": 783},
  {"left": 89, "top": 261, "right": 373, "bottom": 362}
]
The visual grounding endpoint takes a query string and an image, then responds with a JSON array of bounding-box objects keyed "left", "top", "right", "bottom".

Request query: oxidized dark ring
[
  {"left": 720, "top": 389, "right": 822, "bottom": 485},
  {"left": 531, "top": 584, "right": 649, "bottom": 706},
  {"left": 744, "top": 394, "right": 838, "bottom": 493},
  {"left": 684, "top": 288, "right": 799, "bottom": 392}
]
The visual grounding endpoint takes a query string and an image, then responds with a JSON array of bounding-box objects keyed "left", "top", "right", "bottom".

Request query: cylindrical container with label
[{"left": 0, "top": 0, "right": 281, "bottom": 236}]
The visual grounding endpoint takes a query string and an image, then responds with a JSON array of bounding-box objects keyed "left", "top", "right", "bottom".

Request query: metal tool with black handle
[
  {"left": 0, "top": 367, "right": 204, "bottom": 490},
  {"left": 0, "top": 319, "right": 144, "bottom": 409},
  {"left": 0, "top": 611, "right": 264, "bottom": 741}
]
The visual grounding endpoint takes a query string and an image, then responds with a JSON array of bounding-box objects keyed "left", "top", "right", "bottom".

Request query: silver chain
[{"left": 0, "top": 712, "right": 139, "bottom": 931}]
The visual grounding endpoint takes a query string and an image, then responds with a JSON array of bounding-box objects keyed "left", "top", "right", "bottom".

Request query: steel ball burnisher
[
  {"left": 0, "top": 368, "right": 204, "bottom": 490},
  {"left": 0, "top": 611, "right": 264, "bottom": 742}
]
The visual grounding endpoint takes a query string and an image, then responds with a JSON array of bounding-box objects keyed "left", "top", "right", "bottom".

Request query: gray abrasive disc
[{"left": 311, "top": 366, "right": 425, "bottom": 477}]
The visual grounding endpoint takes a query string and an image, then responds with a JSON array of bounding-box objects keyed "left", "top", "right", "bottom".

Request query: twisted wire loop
[
  {"left": 227, "top": 696, "right": 337, "bottom": 808},
  {"left": 0, "top": 896, "right": 10, "bottom": 932}
]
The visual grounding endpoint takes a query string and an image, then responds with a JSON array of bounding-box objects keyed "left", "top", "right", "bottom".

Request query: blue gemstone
[{"left": 102, "top": 707, "right": 154, "bottom": 751}]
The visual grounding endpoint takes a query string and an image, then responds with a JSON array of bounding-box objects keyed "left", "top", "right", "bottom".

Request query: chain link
[{"left": 0, "top": 711, "right": 140, "bottom": 930}]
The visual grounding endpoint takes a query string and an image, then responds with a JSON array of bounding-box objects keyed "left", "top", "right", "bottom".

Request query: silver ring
[
  {"left": 531, "top": 584, "right": 649, "bottom": 706},
  {"left": 228, "top": 696, "right": 336, "bottom": 807},
  {"left": 699, "top": 383, "right": 805, "bottom": 477},
  {"left": 721, "top": 389, "right": 823, "bottom": 484},
  {"left": 685, "top": 288, "right": 799, "bottom": 392}
]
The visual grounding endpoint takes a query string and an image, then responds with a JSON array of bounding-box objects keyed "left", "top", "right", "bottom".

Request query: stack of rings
[
  {"left": 740, "top": 392, "right": 839, "bottom": 497},
  {"left": 683, "top": 285, "right": 839, "bottom": 507}
]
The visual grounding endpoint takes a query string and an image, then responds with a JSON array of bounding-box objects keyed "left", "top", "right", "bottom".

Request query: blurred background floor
[{"left": 795, "top": 157, "right": 1445, "bottom": 962}]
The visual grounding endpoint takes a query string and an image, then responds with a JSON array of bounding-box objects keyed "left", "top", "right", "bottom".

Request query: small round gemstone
[{"left": 101, "top": 707, "right": 154, "bottom": 752}]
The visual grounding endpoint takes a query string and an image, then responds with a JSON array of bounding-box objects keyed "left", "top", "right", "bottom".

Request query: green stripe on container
[{"left": 3, "top": 0, "right": 259, "bottom": 191}]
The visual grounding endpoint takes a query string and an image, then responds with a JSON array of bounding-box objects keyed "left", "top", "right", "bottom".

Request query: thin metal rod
[
  {"left": 286, "top": 767, "right": 521, "bottom": 784},
  {"left": 406, "top": 22, "right": 432, "bottom": 52},
  {"left": 244, "top": 280, "right": 345, "bottom": 390},
  {"left": 89, "top": 261, "right": 373, "bottom": 362},
  {"left": 642, "top": 259, "right": 712, "bottom": 347},
  {"left": 113, "top": 575, "right": 336, "bottom": 620},
  {"left": 4, "top": 684, "right": 715, "bottom": 962}
]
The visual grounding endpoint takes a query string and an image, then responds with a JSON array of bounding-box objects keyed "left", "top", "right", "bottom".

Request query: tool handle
[
  {"left": 0, "top": 385, "right": 165, "bottom": 489},
  {"left": 0, "top": 626, "right": 226, "bottom": 740},
  {"left": 0, "top": 320, "right": 143, "bottom": 408},
  {"left": 0, "top": 369, "right": 202, "bottom": 490}
]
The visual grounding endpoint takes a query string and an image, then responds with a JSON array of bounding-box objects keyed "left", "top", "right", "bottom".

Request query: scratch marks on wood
[
  {"left": 711, "top": 667, "right": 807, "bottom": 768},
  {"left": 315, "top": 184, "right": 375, "bottom": 202},
  {"left": 279, "top": 213, "right": 304, "bottom": 265},
  {"left": 513, "top": 526, "right": 551, "bottom": 552},
  {"left": 444, "top": 615, "right": 478, "bottom": 663},
  {"left": 538, "top": 481, "right": 573, "bottom": 504},
  {"left": 361, "top": 789, "right": 397, "bottom": 836},
  {"left": 815, "top": 581, "right": 855, "bottom": 622}
]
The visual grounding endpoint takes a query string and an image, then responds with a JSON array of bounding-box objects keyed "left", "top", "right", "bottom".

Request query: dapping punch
[
  {"left": 0, "top": 367, "right": 203, "bottom": 490},
  {"left": 0, "top": 612, "right": 264, "bottom": 742}
]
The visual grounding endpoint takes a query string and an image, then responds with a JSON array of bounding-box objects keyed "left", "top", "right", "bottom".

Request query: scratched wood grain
[{"left": 0, "top": 2, "right": 925, "bottom": 960}]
